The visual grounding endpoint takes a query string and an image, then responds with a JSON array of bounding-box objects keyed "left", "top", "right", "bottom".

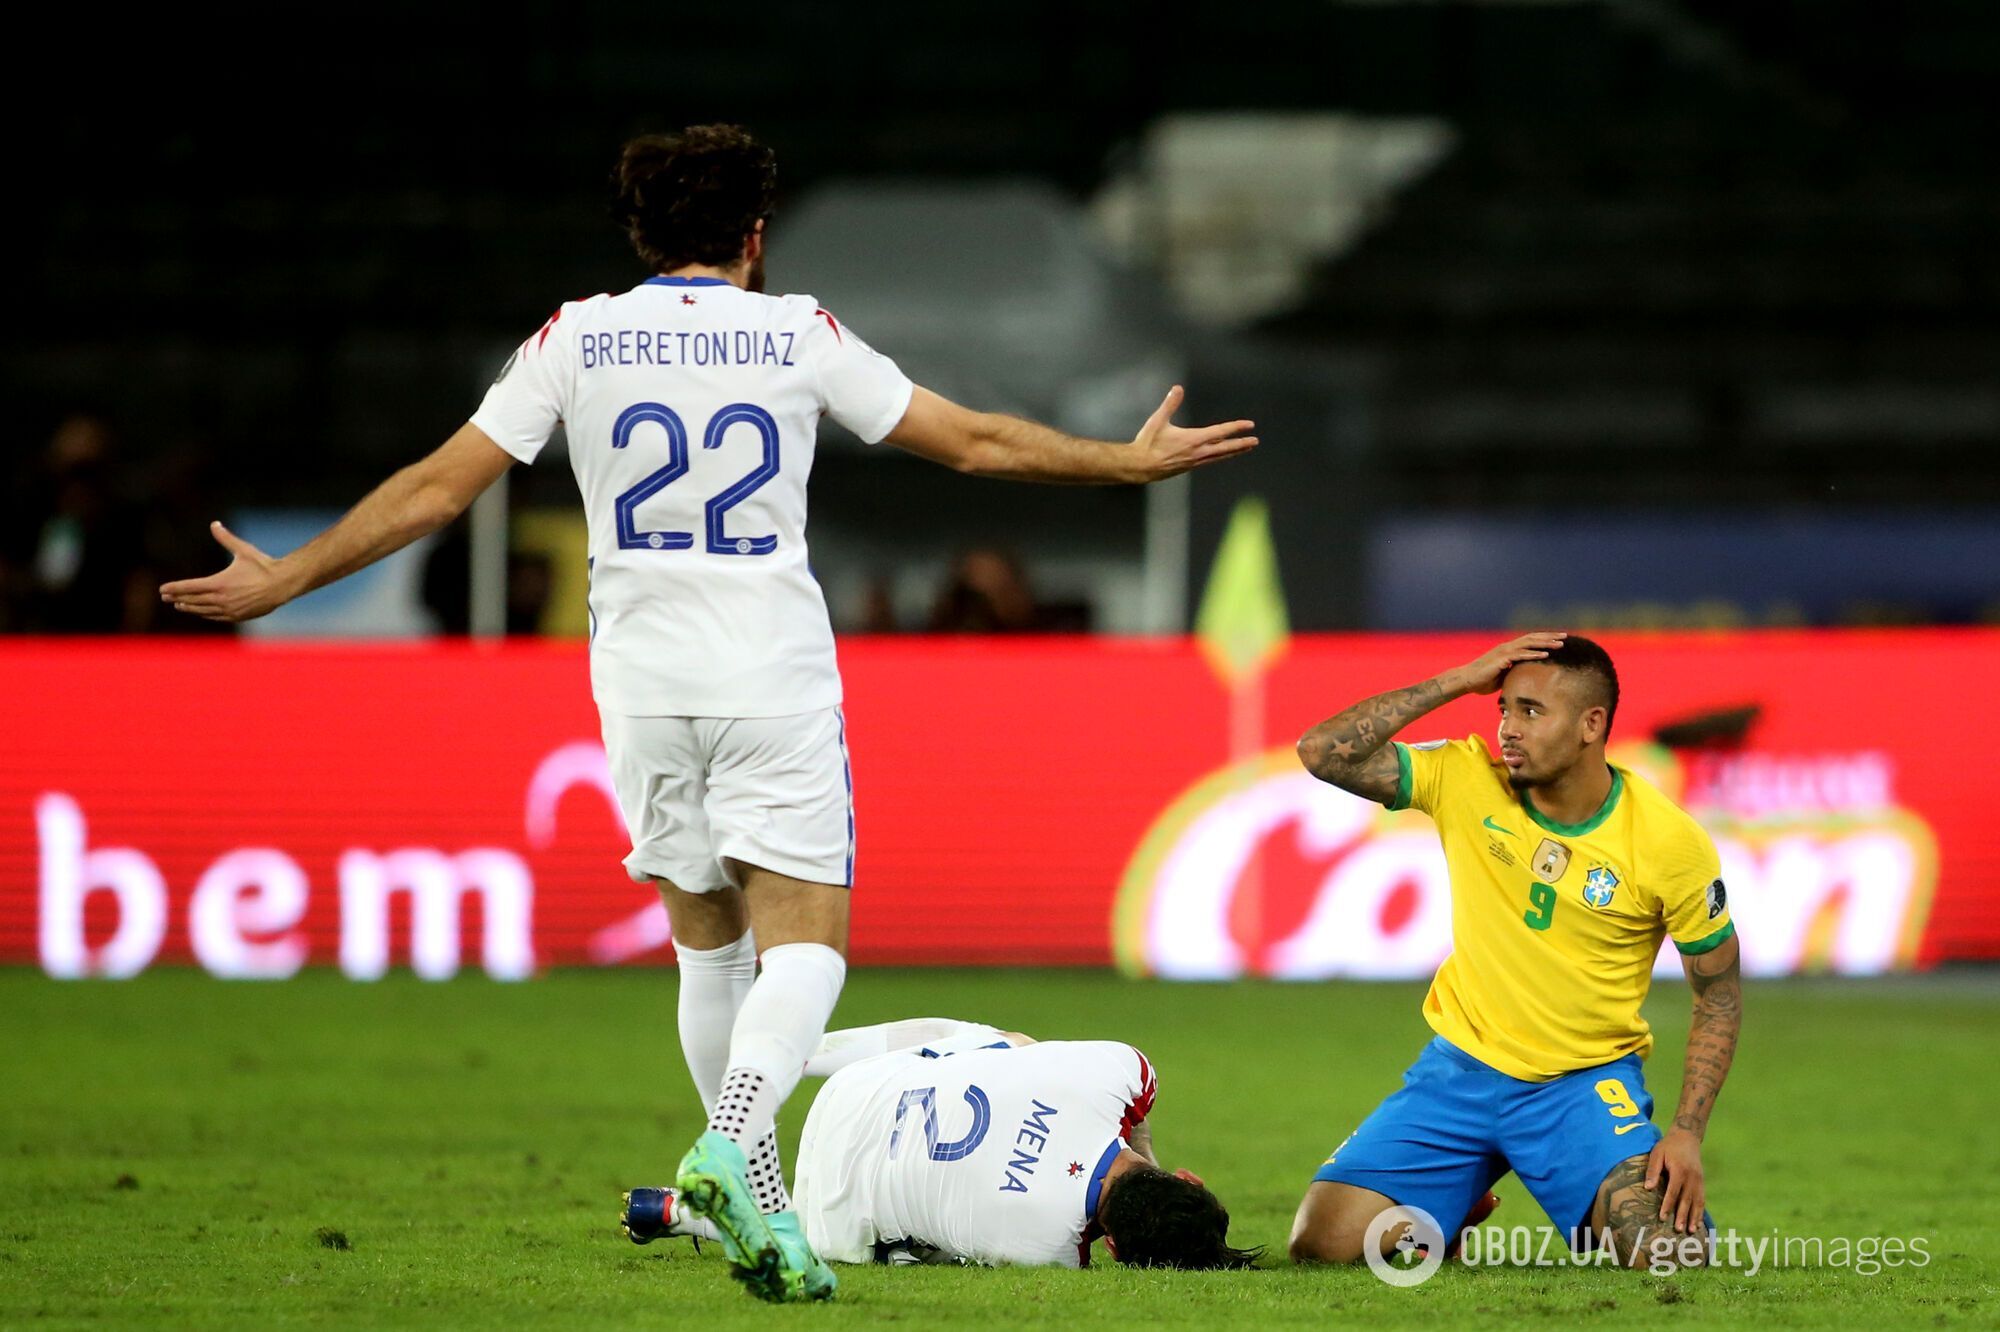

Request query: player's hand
[
  {"left": 1646, "top": 1128, "right": 1706, "bottom": 1234},
  {"left": 1130, "top": 386, "right": 1257, "bottom": 481},
  {"left": 1172, "top": 1167, "right": 1205, "bottom": 1189},
  {"left": 1444, "top": 632, "right": 1568, "bottom": 696},
  {"left": 159, "top": 521, "right": 296, "bottom": 623}
]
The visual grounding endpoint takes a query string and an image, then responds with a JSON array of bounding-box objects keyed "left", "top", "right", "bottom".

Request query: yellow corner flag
[{"left": 1195, "top": 496, "right": 1291, "bottom": 688}]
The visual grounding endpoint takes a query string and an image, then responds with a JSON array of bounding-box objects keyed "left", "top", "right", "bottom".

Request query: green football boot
[
  {"left": 675, "top": 1131, "right": 792, "bottom": 1302},
  {"left": 767, "top": 1210, "right": 838, "bottom": 1302}
]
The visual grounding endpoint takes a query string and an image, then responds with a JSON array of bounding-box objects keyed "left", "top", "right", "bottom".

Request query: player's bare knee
[
  {"left": 1592, "top": 1155, "right": 1709, "bottom": 1271},
  {"left": 1611, "top": 1210, "right": 1714, "bottom": 1273},
  {"left": 1286, "top": 1208, "right": 1376, "bottom": 1265},
  {"left": 656, "top": 879, "right": 749, "bottom": 947},
  {"left": 1287, "top": 1226, "right": 1364, "bottom": 1266},
  {"left": 736, "top": 866, "right": 852, "bottom": 953},
  {"left": 1288, "top": 1183, "right": 1380, "bottom": 1265},
  {"left": 1638, "top": 1230, "right": 1713, "bottom": 1273}
]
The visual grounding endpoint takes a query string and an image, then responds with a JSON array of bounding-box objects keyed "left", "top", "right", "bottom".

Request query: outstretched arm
[
  {"left": 1647, "top": 931, "right": 1742, "bottom": 1234},
  {"left": 160, "top": 424, "right": 516, "bottom": 623},
  {"left": 1297, "top": 632, "right": 1567, "bottom": 804},
  {"left": 802, "top": 1018, "right": 1030, "bottom": 1078},
  {"left": 884, "top": 385, "right": 1256, "bottom": 484}
]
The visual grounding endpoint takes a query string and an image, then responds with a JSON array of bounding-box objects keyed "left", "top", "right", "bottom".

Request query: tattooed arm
[
  {"left": 1646, "top": 930, "right": 1742, "bottom": 1235},
  {"left": 1296, "top": 633, "right": 1568, "bottom": 804},
  {"left": 1588, "top": 933, "right": 1741, "bottom": 1270}
]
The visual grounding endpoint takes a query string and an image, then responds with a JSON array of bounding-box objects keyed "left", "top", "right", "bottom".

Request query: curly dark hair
[
  {"left": 611, "top": 125, "right": 776, "bottom": 274},
  {"left": 1098, "top": 1167, "right": 1262, "bottom": 1271}
]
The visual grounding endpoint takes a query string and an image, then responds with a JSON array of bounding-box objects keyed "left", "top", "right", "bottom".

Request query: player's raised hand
[
  {"left": 1447, "top": 632, "right": 1569, "bottom": 695},
  {"left": 1130, "top": 386, "right": 1257, "bottom": 481},
  {"left": 159, "top": 521, "right": 294, "bottom": 623}
]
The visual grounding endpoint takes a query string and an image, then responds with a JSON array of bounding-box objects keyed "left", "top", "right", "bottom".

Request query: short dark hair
[
  {"left": 1541, "top": 634, "right": 1620, "bottom": 736},
  {"left": 611, "top": 125, "right": 776, "bottom": 273},
  {"left": 1098, "top": 1168, "right": 1262, "bottom": 1271}
]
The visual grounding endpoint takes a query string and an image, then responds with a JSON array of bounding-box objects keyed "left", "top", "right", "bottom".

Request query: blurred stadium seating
[{"left": 13, "top": 0, "right": 1998, "bottom": 635}]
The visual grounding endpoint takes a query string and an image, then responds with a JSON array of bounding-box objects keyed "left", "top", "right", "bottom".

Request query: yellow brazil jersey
[{"left": 1391, "top": 735, "right": 1734, "bottom": 1082}]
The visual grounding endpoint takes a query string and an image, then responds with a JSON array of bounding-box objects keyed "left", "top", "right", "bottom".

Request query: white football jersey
[
  {"left": 470, "top": 277, "right": 914, "bottom": 717},
  {"left": 794, "top": 1039, "right": 1158, "bottom": 1268}
]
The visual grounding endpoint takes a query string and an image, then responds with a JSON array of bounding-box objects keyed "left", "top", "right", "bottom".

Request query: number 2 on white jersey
[
  {"left": 611, "top": 400, "right": 781, "bottom": 556},
  {"left": 889, "top": 1085, "right": 993, "bottom": 1163}
]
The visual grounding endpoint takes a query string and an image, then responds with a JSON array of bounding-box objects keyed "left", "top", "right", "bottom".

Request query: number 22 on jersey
[{"left": 611, "top": 400, "right": 781, "bottom": 556}]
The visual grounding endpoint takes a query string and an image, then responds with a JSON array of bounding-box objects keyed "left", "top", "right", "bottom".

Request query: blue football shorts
[{"left": 1313, "top": 1036, "right": 1677, "bottom": 1243}]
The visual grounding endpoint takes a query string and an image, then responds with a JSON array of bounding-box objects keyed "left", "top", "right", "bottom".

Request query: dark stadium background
[
  {"left": 6, "top": 6, "right": 2000, "bottom": 1325},
  {"left": 13, "top": 0, "right": 2000, "bottom": 630}
]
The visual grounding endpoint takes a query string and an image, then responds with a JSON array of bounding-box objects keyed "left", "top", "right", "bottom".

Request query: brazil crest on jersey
[{"left": 1391, "top": 736, "right": 1734, "bottom": 1081}]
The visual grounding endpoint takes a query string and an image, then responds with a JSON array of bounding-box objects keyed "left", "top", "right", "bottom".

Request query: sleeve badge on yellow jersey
[
  {"left": 1707, "top": 878, "right": 1728, "bottom": 919},
  {"left": 1582, "top": 865, "right": 1619, "bottom": 909},
  {"left": 1532, "top": 838, "right": 1571, "bottom": 883}
]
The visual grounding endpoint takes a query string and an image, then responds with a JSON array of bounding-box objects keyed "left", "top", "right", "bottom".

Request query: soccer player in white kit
[
  {"left": 627, "top": 1018, "right": 1260, "bottom": 1271},
  {"left": 158, "top": 124, "right": 1258, "bottom": 1303}
]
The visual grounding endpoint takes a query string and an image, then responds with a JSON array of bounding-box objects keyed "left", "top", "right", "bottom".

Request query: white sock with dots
[
  {"left": 706, "top": 942, "right": 848, "bottom": 1152},
  {"left": 674, "top": 931, "right": 789, "bottom": 1210},
  {"left": 744, "top": 1132, "right": 791, "bottom": 1214}
]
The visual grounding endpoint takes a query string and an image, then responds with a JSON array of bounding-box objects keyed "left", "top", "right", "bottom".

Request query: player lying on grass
[
  {"left": 158, "top": 125, "right": 1255, "bottom": 1304},
  {"left": 623, "top": 1017, "right": 1261, "bottom": 1270},
  {"left": 1290, "top": 634, "right": 1742, "bottom": 1272}
]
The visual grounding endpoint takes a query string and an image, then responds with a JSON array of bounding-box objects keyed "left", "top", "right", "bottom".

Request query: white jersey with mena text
[
  {"left": 793, "top": 1039, "right": 1158, "bottom": 1268},
  {"left": 470, "top": 277, "right": 914, "bottom": 717}
]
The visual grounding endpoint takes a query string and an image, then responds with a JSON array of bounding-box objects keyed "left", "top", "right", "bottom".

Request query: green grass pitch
[{"left": 3, "top": 968, "right": 1996, "bottom": 1328}]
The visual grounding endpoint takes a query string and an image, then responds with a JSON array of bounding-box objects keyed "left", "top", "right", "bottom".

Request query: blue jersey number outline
[
  {"left": 702, "top": 403, "right": 780, "bottom": 556},
  {"left": 611, "top": 400, "right": 780, "bottom": 555},
  {"left": 611, "top": 403, "right": 694, "bottom": 551},
  {"left": 888, "top": 1084, "right": 992, "bottom": 1163}
]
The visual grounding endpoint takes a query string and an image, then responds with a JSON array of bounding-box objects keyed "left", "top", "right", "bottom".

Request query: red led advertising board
[{"left": 3, "top": 632, "right": 1995, "bottom": 979}]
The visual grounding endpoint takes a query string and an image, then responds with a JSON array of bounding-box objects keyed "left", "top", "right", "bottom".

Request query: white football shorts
[{"left": 600, "top": 706, "right": 855, "bottom": 893}]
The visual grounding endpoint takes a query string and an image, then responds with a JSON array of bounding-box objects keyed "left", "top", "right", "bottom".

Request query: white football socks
[
  {"left": 673, "top": 932, "right": 758, "bottom": 1115},
  {"left": 743, "top": 1131, "right": 792, "bottom": 1214},
  {"left": 666, "top": 1197, "right": 724, "bottom": 1242},
  {"left": 674, "top": 931, "right": 787, "bottom": 1211},
  {"left": 708, "top": 942, "right": 848, "bottom": 1149}
]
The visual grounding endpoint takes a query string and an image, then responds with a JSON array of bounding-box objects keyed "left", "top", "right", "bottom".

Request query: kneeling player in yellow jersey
[{"left": 1288, "top": 633, "right": 1741, "bottom": 1272}]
